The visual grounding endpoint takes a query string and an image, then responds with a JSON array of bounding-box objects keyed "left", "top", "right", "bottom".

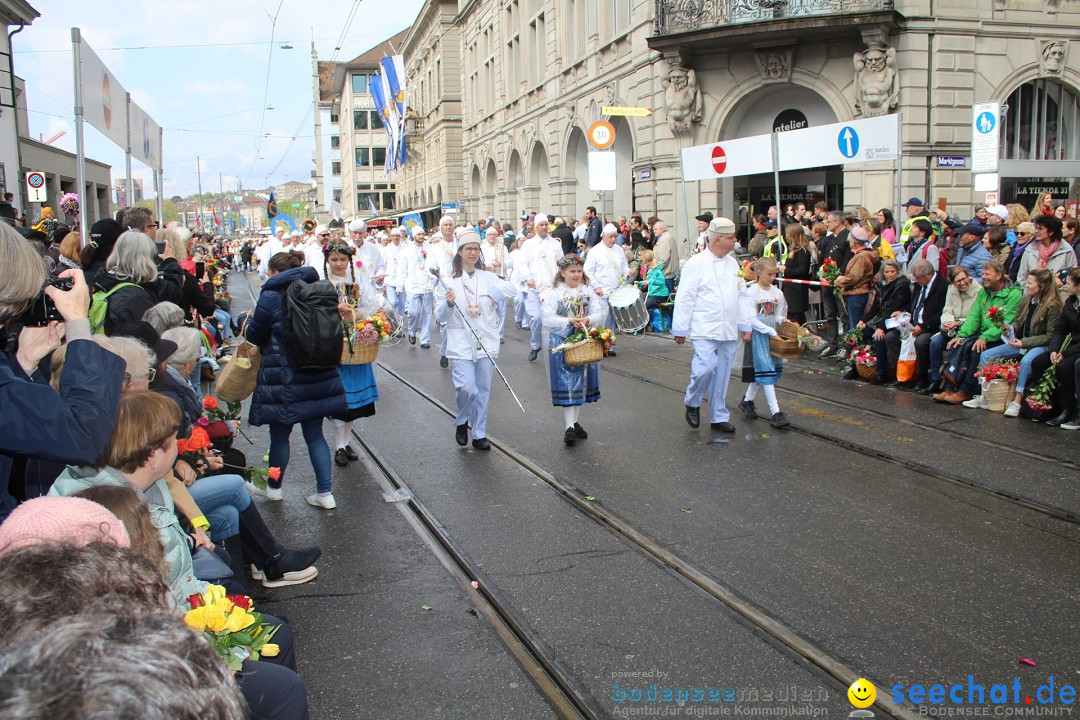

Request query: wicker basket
[
  {"left": 769, "top": 320, "right": 808, "bottom": 359},
  {"left": 855, "top": 361, "right": 877, "bottom": 381},
  {"left": 563, "top": 338, "right": 603, "bottom": 366},
  {"left": 982, "top": 379, "right": 1016, "bottom": 413},
  {"left": 341, "top": 339, "right": 379, "bottom": 365}
]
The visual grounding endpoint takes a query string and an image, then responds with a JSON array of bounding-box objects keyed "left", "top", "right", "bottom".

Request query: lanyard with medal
[{"left": 463, "top": 272, "right": 484, "bottom": 350}]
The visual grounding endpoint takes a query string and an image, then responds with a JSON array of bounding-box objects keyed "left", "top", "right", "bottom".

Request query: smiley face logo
[{"left": 848, "top": 678, "right": 876, "bottom": 708}]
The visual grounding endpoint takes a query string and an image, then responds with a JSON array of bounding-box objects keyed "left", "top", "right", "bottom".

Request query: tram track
[{"left": 372, "top": 359, "right": 923, "bottom": 720}]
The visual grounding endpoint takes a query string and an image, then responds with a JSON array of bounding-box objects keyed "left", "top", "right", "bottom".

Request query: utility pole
[
  {"left": 196, "top": 156, "right": 204, "bottom": 231},
  {"left": 219, "top": 173, "right": 225, "bottom": 236}
]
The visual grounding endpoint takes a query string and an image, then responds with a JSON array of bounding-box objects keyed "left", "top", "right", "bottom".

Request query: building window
[
  {"left": 356, "top": 192, "right": 379, "bottom": 211},
  {"left": 354, "top": 110, "right": 369, "bottom": 131},
  {"left": 382, "top": 192, "right": 396, "bottom": 210},
  {"left": 355, "top": 148, "right": 370, "bottom": 167},
  {"left": 611, "top": 0, "right": 631, "bottom": 33},
  {"left": 371, "top": 110, "right": 383, "bottom": 129},
  {"left": 332, "top": 161, "right": 341, "bottom": 176},
  {"left": 372, "top": 147, "right": 387, "bottom": 167},
  {"left": 1002, "top": 79, "right": 1080, "bottom": 161},
  {"left": 330, "top": 112, "right": 339, "bottom": 124},
  {"left": 530, "top": 13, "right": 545, "bottom": 85},
  {"left": 332, "top": 189, "right": 342, "bottom": 203},
  {"left": 351, "top": 73, "right": 367, "bottom": 94},
  {"left": 330, "top": 135, "right": 340, "bottom": 149}
]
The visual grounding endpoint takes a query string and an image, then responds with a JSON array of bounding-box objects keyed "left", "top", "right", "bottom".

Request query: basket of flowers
[
  {"left": 558, "top": 325, "right": 614, "bottom": 366},
  {"left": 853, "top": 345, "right": 878, "bottom": 380},
  {"left": 769, "top": 319, "right": 809, "bottom": 359},
  {"left": 976, "top": 359, "right": 1019, "bottom": 412},
  {"left": 341, "top": 310, "right": 392, "bottom": 365}
]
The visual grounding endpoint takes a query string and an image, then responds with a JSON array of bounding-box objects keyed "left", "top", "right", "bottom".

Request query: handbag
[{"left": 216, "top": 316, "right": 261, "bottom": 402}]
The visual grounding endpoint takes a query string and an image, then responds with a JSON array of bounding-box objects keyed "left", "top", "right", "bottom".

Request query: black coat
[
  {"left": 780, "top": 247, "right": 812, "bottom": 314},
  {"left": 552, "top": 225, "right": 576, "bottom": 256},
  {"left": 1048, "top": 295, "right": 1080, "bottom": 356},
  {"left": 907, "top": 273, "right": 948, "bottom": 336},
  {"left": 819, "top": 232, "right": 851, "bottom": 270},
  {"left": 244, "top": 267, "right": 347, "bottom": 426},
  {"left": 865, "top": 276, "right": 912, "bottom": 330},
  {"left": 94, "top": 271, "right": 157, "bottom": 336}
]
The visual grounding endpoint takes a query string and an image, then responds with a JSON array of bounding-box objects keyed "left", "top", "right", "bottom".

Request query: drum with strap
[{"left": 607, "top": 284, "right": 648, "bottom": 333}]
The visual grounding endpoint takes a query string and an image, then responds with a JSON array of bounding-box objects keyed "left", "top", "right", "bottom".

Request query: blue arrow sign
[
  {"left": 975, "top": 111, "right": 996, "bottom": 134},
  {"left": 837, "top": 127, "right": 859, "bottom": 159}
]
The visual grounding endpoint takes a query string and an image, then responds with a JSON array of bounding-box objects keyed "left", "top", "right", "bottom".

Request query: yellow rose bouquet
[{"left": 183, "top": 584, "right": 281, "bottom": 671}]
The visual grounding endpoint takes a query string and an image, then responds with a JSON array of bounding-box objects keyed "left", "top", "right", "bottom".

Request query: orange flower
[
  {"left": 202, "top": 396, "right": 219, "bottom": 411},
  {"left": 267, "top": 467, "right": 281, "bottom": 481},
  {"left": 187, "top": 428, "right": 212, "bottom": 452},
  {"left": 176, "top": 438, "right": 190, "bottom": 454}
]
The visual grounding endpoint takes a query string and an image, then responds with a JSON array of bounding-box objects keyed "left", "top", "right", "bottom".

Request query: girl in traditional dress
[
  {"left": 434, "top": 231, "right": 517, "bottom": 450},
  {"left": 541, "top": 254, "right": 605, "bottom": 445},
  {"left": 738, "top": 257, "right": 790, "bottom": 429},
  {"left": 323, "top": 241, "right": 379, "bottom": 467}
]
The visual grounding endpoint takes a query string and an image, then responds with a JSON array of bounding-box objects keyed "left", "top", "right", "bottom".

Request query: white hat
[
  {"left": 484, "top": 226, "right": 498, "bottom": 235},
  {"left": 987, "top": 205, "right": 1009, "bottom": 220},
  {"left": 289, "top": 230, "right": 301, "bottom": 238},
  {"left": 410, "top": 226, "right": 425, "bottom": 237},
  {"left": 313, "top": 224, "right": 328, "bottom": 237},
  {"left": 348, "top": 218, "right": 366, "bottom": 232},
  {"left": 534, "top": 214, "right": 549, "bottom": 224},
  {"left": 602, "top": 223, "right": 618, "bottom": 236},
  {"left": 457, "top": 230, "right": 482, "bottom": 247},
  {"left": 389, "top": 227, "right": 402, "bottom": 236},
  {"left": 707, "top": 217, "right": 737, "bottom": 236}
]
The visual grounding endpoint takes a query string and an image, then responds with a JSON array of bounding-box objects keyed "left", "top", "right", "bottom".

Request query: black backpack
[{"left": 280, "top": 278, "right": 343, "bottom": 373}]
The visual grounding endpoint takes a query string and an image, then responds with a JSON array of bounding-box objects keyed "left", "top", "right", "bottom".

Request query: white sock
[
  {"left": 744, "top": 384, "right": 759, "bottom": 402},
  {"left": 563, "top": 407, "right": 576, "bottom": 429},
  {"left": 572, "top": 406, "right": 582, "bottom": 425},
  {"left": 333, "top": 421, "right": 352, "bottom": 450},
  {"left": 762, "top": 385, "right": 780, "bottom": 415}
]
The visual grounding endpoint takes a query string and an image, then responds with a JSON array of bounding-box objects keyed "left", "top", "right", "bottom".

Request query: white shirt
[
  {"left": 256, "top": 237, "right": 285, "bottom": 275},
  {"left": 403, "top": 241, "right": 436, "bottom": 295},
  {"left": 522, "top": 235, "right": 564, "bottom": 292},
  {"left": 434, "top": 270, "right": 517, "bottom": 360},
  {"left": 672, "top": 250, "right": 752, "bottom": 341},
  {"left": 302, "top": 239, "right": 324, "bottom": 276},
  {"left": 352, "top": 240, "right": 386, "bottom": 279},
  {"left": 481, "top": 240, "right": 507, "bottom": 277},
  {"left": 380, "top": 242, "right": 400, "bottom": 287},
  {"left": 428, "top": 237, "right": 456, "bottom": 277},
  {"left": 583, "top": 241, "right": 629, "bottom": 294},
  {"left": 506, "top": 248, "right": 526, "bottom": 286},
  {"left": 540, "top": 285, "right": 606, "bottom": 331}
]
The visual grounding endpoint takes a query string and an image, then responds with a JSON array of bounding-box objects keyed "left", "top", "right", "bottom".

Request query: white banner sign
[
  {"left": 971, "top": 101, "right": 1001, "bottom": 174},
  {"left": 778, "top": 114, "right": 899, "bottom": 170},
  {"left": 680, "top": 135, "right": 774, "bottom": 181},
  {"left": 588, "top": 152, "right": 617, "bottom": 191},
  {"left": 75, "top": 36, "right": 127, "bottom": 149},
  {"left": 129, "top": 100, "right": 162, "bottom": 172}
]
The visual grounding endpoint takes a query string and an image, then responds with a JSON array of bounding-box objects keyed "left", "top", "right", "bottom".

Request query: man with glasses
[
  {"left": 304, "top": 225, "right": 330, "bottom": 274},
  {"left": 118, "top": 206, "right": 158, "bottom": 240},
  {"left": 347, "top": 218, "right": 386, "bottom": 288}
]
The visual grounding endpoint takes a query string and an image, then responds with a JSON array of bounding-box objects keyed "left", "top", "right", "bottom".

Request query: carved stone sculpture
[
  {"left": 662, "top": 61, "right": 703, "bottom": 135},
  {"left": 1041, "top": 41, "right": 1066, "bottom": 75},
  {"left": 854, "top": 43, "right": 898, "bottom": 117},
  {"left": 756, "top": 46, "right": 794, "bottom": 84}
]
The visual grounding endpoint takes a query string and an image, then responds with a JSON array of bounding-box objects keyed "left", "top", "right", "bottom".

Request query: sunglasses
[{"left": 122, "top": 368, "right": 157, "bottom": 385}]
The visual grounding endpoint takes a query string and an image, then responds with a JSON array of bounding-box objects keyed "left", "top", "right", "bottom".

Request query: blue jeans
[
  {"left": 974, "top": 344, "right": 1047, "bottom": 393},
  {"left": 929, "top": 332, "right": 949, "bottom": 382},
  {"left": 845, "top": 294, "right": 868, "bottom": 333},
  {"left": 268, "top": 418, "right": 333, "bottom": 494},
  {"left": 188, "top": 473, "right": 251, "bottom": 540},
  {"left": 214, "top": 309, "right": 234, "bottom": 339}
]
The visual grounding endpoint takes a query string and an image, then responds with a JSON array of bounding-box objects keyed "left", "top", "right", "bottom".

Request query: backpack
[
  {"left": 280, "top": 278, "right": 343, "bottom": 373},
  {"left": 89, "top": 282, "right": 139, "bottom": 335},
  {"left": 920, "top": 240, "right": 949, "bottom": 277}
]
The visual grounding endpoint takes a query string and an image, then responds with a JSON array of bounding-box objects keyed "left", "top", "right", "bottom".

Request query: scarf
[{"left": 1037, "top": 240, "right": 1060, "bottom": 269}]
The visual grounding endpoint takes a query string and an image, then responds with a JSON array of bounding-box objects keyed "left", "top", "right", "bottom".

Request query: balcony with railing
[{"left": 651, "top": 0, "right": 901, "bottom": 50}]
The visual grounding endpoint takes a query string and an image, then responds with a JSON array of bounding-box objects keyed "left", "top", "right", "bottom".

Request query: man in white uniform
[
  {"left": 521, "top": 214, "right": 564, "bottom": 361},
  {"left": 303, "top": 225, "right": 329, "bottom": 274},
  {"left": 583, "top": 223, "right": 630, "bottom": 354},
  {"left": 348, "top": 219, "right": 386, "bottom": 284},
  {"left": 480, "top": 226, "right": 508, "bottom": 340},
  {"left": 404, "top": 227, "right": 434, "bottom": 347},
  {"left": 256, "top": 228, "right": 286, "bottom": 279},
  {"left": 430, "top": 216, "right": 458, "bottom": 367},
  {"left": 672, "top": 217, "right": 752, "bottom": 434},
  {"left": 385, "top": 227, "right": 407, "bottom": 316}
]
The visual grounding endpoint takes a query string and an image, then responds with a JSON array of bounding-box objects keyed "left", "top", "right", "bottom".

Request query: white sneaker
[
  {"left": 962, "top": 396, "right": 988, "bottom": 409},
  {"left": 250, "top": 563, "right": 320, "bottom": 587},
  {"left": 306, "top": 493, "right": 337, "bottom": 510},
  {"left": 1061, "top": 420, "right": 1080, "bottom": 431},
  {"left": 1003, "top": 401, "right": 1021, "bottom": 417},
  {"left": 246, "top": 482, "right": 283, "bottom": 501}
]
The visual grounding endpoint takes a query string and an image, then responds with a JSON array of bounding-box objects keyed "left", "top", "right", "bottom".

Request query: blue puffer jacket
[{"left": 245, "top": 267, "right": 346, "bottom": 426}]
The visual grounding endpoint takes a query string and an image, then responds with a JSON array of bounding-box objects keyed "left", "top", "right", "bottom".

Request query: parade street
[{"left": 230, "top": 271, "right": 1080, "bottom": 720}]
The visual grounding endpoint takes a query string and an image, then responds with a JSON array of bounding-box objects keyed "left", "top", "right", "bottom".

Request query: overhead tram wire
[{"left": 243, "top": 0, "right": 287, "bottom": 185}]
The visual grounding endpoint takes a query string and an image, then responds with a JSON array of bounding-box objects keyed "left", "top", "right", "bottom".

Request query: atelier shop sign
[{"left": 773, "top": 109, "right": 808, "bottom": 133}]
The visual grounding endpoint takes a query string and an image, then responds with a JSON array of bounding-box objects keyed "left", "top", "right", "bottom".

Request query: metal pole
[
  {"left": 219, "top": 173, "right": 225, "bottom": 236},
  {"left": 156, "top": 127, "right": 164, "bottom": 225},
  {"left": 196, "top": 155, "right": 203, "bottom": 231},
  {"left": 71, "top": 28, "right": 89, "bottom": 247},
  {"left": 125, "top": 92, "right": 133, "bottom": 209},
  {"left": 680, "top": 177, "right": 692, "bottom": 258},
  {"left": 895, "top": 111, "right": 903, "bottom": 244},
  {"left": 771, "top": 131, "right": 782, "bottom": 238}
]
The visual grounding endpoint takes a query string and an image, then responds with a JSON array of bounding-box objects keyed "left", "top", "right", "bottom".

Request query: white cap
[
  {"left": 348, "top": 218, "right": 366, "bottom": 232},
  {"left": 389, "top": 227, "right": 402, "bottom": 236},
  {"left": 313, "top": 224, "right": 328, "bottom": 237},
  {"left": 707, "top": 217, "right": 737, "bottom": 236},
  {"left": 457, "top": 230, "right": 482, "bottom": 248},
  {"left": 411, "top": 226, "right": 425, "bottom": 237},
  {"left": 602, "top": 223, "right": 618, "bottom": 236},
  {"left": 534, "top": 214, "right": 549, "bottom": 224},
  {"left": 485, "top": 226, "right": 498, "bottom": 235},
  {"left": 289, "top": 230, "right": 302, "bottom": 238},
  {"left": 987, "top": 205, "right": 1009, "bottom": 220}
]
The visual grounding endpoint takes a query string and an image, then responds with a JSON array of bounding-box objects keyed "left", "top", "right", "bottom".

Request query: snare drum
[{"left": 607, "top": 285, "right": 648, "bottom": 333}]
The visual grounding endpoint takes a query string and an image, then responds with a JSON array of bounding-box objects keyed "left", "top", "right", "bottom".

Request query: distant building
[
  {"left": 273, "top": 180, "right": 313, "bottom": 200},
  {"left": 113, "top": 178, "right": 144, "bottom": 207}
]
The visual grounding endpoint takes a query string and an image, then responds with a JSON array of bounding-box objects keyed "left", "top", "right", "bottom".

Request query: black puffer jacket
[
  {"left": 93, "top": 271, "right": 156, "bottom": 336},
  {"left": 1048, "top": 295, "right": 1080, "bottom": 356}
]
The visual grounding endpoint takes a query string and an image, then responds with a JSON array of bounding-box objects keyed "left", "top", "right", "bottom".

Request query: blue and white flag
[
  {"left": 369, "top": 73, "right": 396, "bottom": 174},
  {"left": 381, "top": 55, "right": 408, "bottom": 169}
]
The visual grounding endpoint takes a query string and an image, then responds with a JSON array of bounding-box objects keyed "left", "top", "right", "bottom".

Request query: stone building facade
[{"left": 397, "top": 0, "right": 1080, "bottom": 252}]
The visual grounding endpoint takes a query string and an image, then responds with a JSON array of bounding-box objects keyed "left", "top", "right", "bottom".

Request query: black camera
[{"left": 20, "top": 276, "right": 74, "bottom": 326}]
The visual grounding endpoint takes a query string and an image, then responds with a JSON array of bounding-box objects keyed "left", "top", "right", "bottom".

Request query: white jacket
[
  {"left": 428, "top": 238, "right": 456, "bottom": 277},
  {"left": 380, "top": 242, "right": 400, "bottom": 286},
  {"left": 540, "top": 285, "right": 606, "bottom": 331},
  {"left": 522, "top": 235, "right": 564, "bottom": 292},
  {"left": 506, "top": 249, "right": 526, "bottom": 286},
  {"left": 403, "top": 241, "right": 436, "bottom": 295},
  {"left": 434, "top": 270, "right": 517, "bottom": 360},
  {"left": 481, "top": 240, "right": 507, "bottom": 277},
  {"left": 353, "top": 240, "right": 386, "bottom": 279},
  {"left": 302, "top": 240, "right": 325, "bottom": 277},
  {"left": 583, "top": 242, "right": 629, "bottom": 294},
  {"left": 672, "top": 250, "right": 752, "bottom": 341}
]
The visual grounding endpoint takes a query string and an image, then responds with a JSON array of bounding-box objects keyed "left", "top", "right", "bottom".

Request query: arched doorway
[
  {"left": 529, "top": 142, "right": 552, "bottom": 212},
  {"left": 611, "top": 117, "right": 635, "bottom": 220},
  {"left": 470, "top": 165, "right": 482, "bottom": 198},
  {"left": 507, "top": 150, "right": 524, "bottom": 222},
  {"left": 999, "top": 78, "right": 1080, "bottom": 206},
  {"left": 566, "top": 127, "right": 591, "bottom": 217},
  {"left": 484, "top": 159, "right": 498, "bottom": 217}
]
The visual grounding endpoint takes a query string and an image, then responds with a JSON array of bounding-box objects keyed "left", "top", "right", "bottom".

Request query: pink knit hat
[{"left": 0, "top": 496, "right": 131, "bottom": 555}]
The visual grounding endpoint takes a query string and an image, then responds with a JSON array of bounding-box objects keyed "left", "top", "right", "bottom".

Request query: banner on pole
[
  {"left": 777, "top": 114, "right": 899, "bottom": 170},
  {"left": 128, "top": 100, "right": 162, "bottom": 172},
  {"left": 74, "top": 36, "right": 127, "bottom": 148},
  {"left": 680, "top": 135, "right": 773, "bottom": 181}
]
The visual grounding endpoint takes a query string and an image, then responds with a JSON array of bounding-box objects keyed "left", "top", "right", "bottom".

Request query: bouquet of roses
[
  {"left": 853, "top": 345, "right": 877, "bottom": 368},
  {"left": 840, "top": 328, "right": 862, "bottom": 350},
  {"left": 203, "top": 396, "right": 242, "bottom": 422},
  {"left": 345, "top": 310, "right": 392, "bottom": 347},
  {"left": 176, "top": 427, "right": 212, "bottom": 467},
  {"left": 1026, "top": 334, "right": 1072, "bottom": 413},
  {"left": 587, "top": 326, "right": 616, "bottom": 355},
  {"left": 985, "top": 305, "right": 1007, "bottom": 329},
  {"left": 976, "top": 359, "right": 1020, "bottom": 384},
  {"left": 184, "top": 584, "right": 281, "bottom": 671},
  {"left": 817, "top": 257, "right": 848, "bottom": 316}
]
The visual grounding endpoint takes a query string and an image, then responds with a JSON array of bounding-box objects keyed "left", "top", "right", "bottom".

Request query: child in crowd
[
  {"left": 738, "top": 257, "right": 790, "bottom": 429},
  {"left": 636, "top": 249, "right": 671, "bottom": 311}
]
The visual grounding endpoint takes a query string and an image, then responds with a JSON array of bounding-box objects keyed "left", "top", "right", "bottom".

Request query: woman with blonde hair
[
  {"left": 779, "top": 223, "right": 813, "bottom": 324},
  {"left": 1030, "top": 191, "right": 1054, "bottom": 217},
  {"left": 1005, "top": 204, "right": 1030, "bottom": 230}
]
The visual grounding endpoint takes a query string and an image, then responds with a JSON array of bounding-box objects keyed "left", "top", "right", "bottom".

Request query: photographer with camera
[{"left": 0, "top": 222, "right": 125, "bottom": 522}]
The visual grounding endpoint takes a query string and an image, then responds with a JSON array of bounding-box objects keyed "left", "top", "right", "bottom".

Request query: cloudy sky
[{"left": 14, "top": 0, "right": 420, "bottom": 198}]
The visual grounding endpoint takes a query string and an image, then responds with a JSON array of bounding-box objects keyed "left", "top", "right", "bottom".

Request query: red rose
[
  {"left": 187, "top": 428, "right": 212, "bottom": 452},
  {"left": 203, "top": 396, "right": 219, "bottom": 411},
  {"left": 267, "top": 467, "right": 282, "bottom": 481},
  {"left": 187, "top": 594, "right": 203, "bottom": 609},
  {"left": 227, "top": 594, "right": 252, "bottom": 610}
]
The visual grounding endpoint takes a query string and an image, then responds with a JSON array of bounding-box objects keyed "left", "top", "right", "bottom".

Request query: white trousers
[
  {"left": 684, "top": 339, "right": 738, "bottom": 424},
  {"left": 386, "top": 286, "right": 406, "bottom": 317},
  {"left": 451, "top": 358, "right": 495, "bottom": 438},
  {"left": 525, "top": 291, "right": 543, "bottom": 350},
  {"left": 407, "top": 292, "right": 433, "bottom": 344}
]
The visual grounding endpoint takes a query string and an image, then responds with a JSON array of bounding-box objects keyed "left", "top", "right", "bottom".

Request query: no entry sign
[
  {"left": 710, "top": 145, "right": 727, "bottom": 175},
  {"left": 680, "top": 136, "right": 773, "bottom": 181}
]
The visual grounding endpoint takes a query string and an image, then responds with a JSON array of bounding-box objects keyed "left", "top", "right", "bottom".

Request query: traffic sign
[
  {"left": 837, "top": 126, "right": 860, "bottom": 159},
  {"left": 588, "top": 120, "right": 616, "bottom": 149},
  {"left": 25, "top": 171, "right": 46, "bottom": 203},
  {"left": 588, "top": 152, "right": 617, "bottom": 191},
  {"left": 602, "top": 106, "right": 653, "bottom": 118},
  {"left": 680, "top": 135, "right": 774, "bottom": 181},
  {"left": 710, "top": 145, "right": 728, "bottom": 174},
  {"left": 777, "top": 114, "right": 898, "bottom": 170},
  {"left": 971, "top": 101, "right": 1001, "bottom": 174}
]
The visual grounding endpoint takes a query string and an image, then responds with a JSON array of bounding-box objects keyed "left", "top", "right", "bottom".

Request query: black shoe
[
  {"left": 869, "top": 375, "right": 887, "bottom": 385},
  {"left": 738, "top": 399, "right": 758, "bottom": 419},
  {"left": 334, "top": 448, "right": 349, "bottom": 467},
  {"left": 420, "top": 342, "right": 431, "bottom": 349},
  {"left": 343, "top": 445, "right": 359, "bottom": 461},
  {"left": 455, "top": 423, "right": 468, "bottom": 446},
  {"left": 710, "top": 421, "right": 736, "bottom": 434},
  {"left": 409, "top": 335, "right": 416, "bottom": 345},
  {"left": 440, "top": 355, "right": 449, "bottom": 368},
  {"left": 919, "top": 380, "right": 943, "bottom": 396},
  {"left": 472, "top": 437, "right": 491, "bottom": 451},
  {"left": 1047, "top": 410, "right": 1078, "bottom": 427},
  {"left": 818, "top": 343, "right": 838, "bottom": 358},
  {"left": 563, "top": 427, "right": 576, "bottom": 445},
  {"left": 607, "top": 350, "right": 617, "bottom": 357},
  {"left": 842, "top": 367, "right": 860, "bottom": 380},
  {"left": 770, "top": 412, "right": 790, "bottom": 429},
  {"left": 264, "top": 546, "right": 322, "bottom": 582},
  {"left": 573, "top": 422, "right": 588, "bottom": 439},
  {"left": 528, "top": 348, "right": 540, "bottom": 361},
  {"left": 884, "top": 379, "right": 903, "bottom": 388},
  {"left": 685, "top": 405, "right": 701, "bottom": 428}
]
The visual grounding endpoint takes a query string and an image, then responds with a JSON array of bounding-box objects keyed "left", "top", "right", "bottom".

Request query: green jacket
[
  {"left": 957, "top": 283, "right": 1023, "bottom": 343},
  {"left": 49, "top": 465, "right": 206, "bottom": 610}
]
